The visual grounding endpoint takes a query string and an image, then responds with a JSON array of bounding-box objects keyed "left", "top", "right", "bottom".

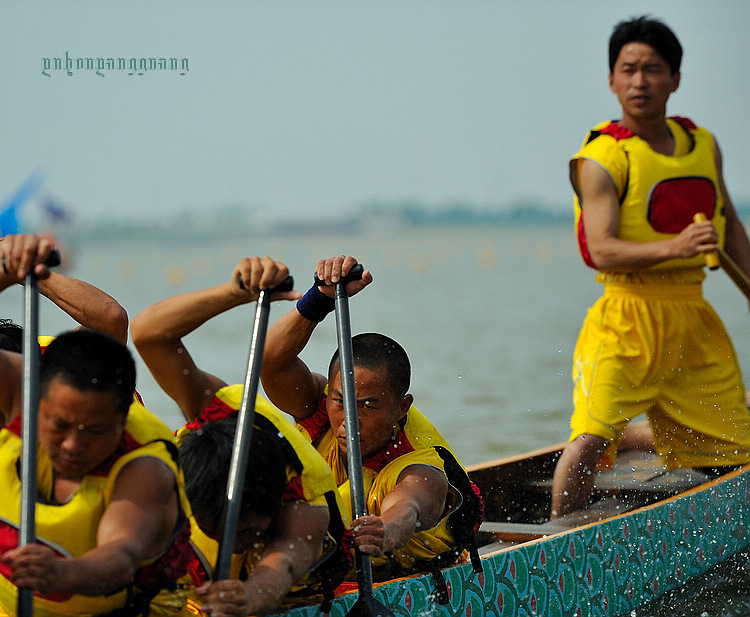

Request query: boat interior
[{"left": 467, "top": 445, "right": 713, "bottom": 555}]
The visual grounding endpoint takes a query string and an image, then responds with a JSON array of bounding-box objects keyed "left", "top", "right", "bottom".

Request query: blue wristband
[{"left": 296, "top": 284, "right": 335, "bottom": 322}]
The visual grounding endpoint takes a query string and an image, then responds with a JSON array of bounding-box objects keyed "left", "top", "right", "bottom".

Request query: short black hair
[
  {"left": 0, "top": 319, "right": 23, "bottom": 353},
  {"left": 180, "top": 416, "right": 289, "bottom": 524},
  {"left": 609, "top": 16, "right": 683, "bottom": 75},
  {"left": 328, "top": 332, "right": 411, "bottom": 399},
  {"left": 40, "top": 330, "right": 136, "bottom": 417}
]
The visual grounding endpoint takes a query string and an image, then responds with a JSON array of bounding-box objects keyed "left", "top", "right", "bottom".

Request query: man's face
[
  {"left": 38, "top": 378, "right": 126, "bottom": 481},
  {"left": 326, "top": 365, "right": 410, "bottom": 458},
  {"left": 609, "top": 42, "right": 680, "bottom": 125}
]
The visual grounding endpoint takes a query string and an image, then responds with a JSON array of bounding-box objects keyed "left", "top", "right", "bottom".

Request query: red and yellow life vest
[
  {"left": 298, "top": 395, "right": 483, "bottom": 584},
  {"left": 176, "top": 386, "right": 350, "bottom": 611},
  {"left": 571, "top": 116, "right": 725, "bottom": 272},
  {"left": 0, "top": 401, "right": 194, "bottom": 617}
]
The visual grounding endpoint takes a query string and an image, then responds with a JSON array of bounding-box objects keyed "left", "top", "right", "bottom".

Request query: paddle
[
  {"left": 694, "top": 213, "right": 720, "bottom": 270},
  {"left": 717, "top": 249, "right": 750, "bottom": 302},
  {"left": 316, "top": 264, "right": 395, "bottom": 617},
  {"left": 18, "top": 249, "right": 61, "bottom": 617},
  {"left": 214, "top": 275, "right": 294, "bottom": 580},
  {"left": 694, "top": 213, "right": 750, "bottom": 301}
]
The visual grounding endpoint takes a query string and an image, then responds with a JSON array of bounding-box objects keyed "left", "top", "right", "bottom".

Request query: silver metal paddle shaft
[
  {"left": 333, "top": 282, "right": 374, "bottom": 589},
  {"left": 215, "top": 290, "right": 270, "bottom": 579},
  {"left": 330, "top": 265, "right": 395, "bottom": 617},
  {"left": 19, "top": 275, "right": 40, "bottom": 616}
]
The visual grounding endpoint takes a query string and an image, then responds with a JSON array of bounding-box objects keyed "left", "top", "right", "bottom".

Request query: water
[
  {"left": 2, "top": 222, "right": 749, "bottom": 613},
  {"left": 632, "top": 548, "right": 750, "bottom": 617},
  {"left": 2, "top": 223, "right": 606, "bottom": 462}
]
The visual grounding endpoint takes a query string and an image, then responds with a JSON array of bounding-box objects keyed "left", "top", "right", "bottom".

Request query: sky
[{"left": 2, "top": 1, "right": 750, "bottom": 227}]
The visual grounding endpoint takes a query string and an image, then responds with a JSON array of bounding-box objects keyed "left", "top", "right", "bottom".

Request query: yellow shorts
[{"left": 571, "top": 280, "right": 750, "bottom": 469}]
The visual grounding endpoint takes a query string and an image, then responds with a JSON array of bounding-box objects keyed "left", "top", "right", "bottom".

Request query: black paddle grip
[
  {"left": 313, "top": 263, "right": 364, "bottom": 287},
  {"left": 238, "top": 274, "right": 294, "bottom": 292},
  {"left": 2, "top": 248, "right": 61, "bottom": 274},
  {"left": 46, "top": 249, "right": 62, "bottom": 268}
]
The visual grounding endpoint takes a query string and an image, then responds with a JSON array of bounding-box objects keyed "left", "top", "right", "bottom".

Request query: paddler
[
  {"left": 131, "top": 256, "right": 351, "bottom": 616},
  {"left": 260, "top": 254, "right": 483, "bottom": 593},
  {"left": 0, "top": 329, "right": 195, "bottom": 616}
]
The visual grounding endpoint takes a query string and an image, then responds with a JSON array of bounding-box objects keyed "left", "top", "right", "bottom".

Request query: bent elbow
[
  {"left": 107, "top": 306, "right": 129, "bottom": 344},
  {"left": 129, "top": 312, "right": 153, "bottom": 349},
  {"left": 586, "top": 244, "right": 618, "bottom": 271}
]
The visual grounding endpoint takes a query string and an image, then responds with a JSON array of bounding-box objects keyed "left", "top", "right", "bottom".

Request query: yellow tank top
[
  {"left": 175, "top": 386, "right": 347, "bottom": 582},
  {"left": 298, "top": 397, "right": 465, "bottom": 577},
  {"left": 571, "top": 117, "right": 725, "bottom": 275},
  {"left": 0, "top": 402, "right": 192, "bottom": 617}
]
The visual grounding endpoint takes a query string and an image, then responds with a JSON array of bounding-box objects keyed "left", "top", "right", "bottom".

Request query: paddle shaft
[
  {"left": 18, "top": 249, "right": 61, "bottom": 617},
  {"left": 215, "top": 277, "right": 293, "bottom": 580},
  {"left": 718, "top": 248, "right": 750, "bottom": 302},
  {"left": 331, "top": 268, "right": 377, "bottom": 592},
  {"left": 693, "top": 212, "right": 720, "bottom": 270},
  {"left": 18, "top": 275, "right": 40, "bottom": 617},
  {"left": 214, "top": 290, "right": 271, "bottom": 579},
  {"left": 330, "top": 268, "right": 396, "bottom": 617},
  {"left": 693, "top": 212, "right": 750, "bottom": 300}
]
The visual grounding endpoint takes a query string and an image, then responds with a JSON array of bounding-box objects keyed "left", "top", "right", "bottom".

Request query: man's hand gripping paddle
[
  {"left": 214, "top": 275, "right": 294, "bottom": 580},
  {"left": 316, "top": 264, "right": 396, "bottom": 617},
  {"left": 19, "top": 249, "right": 61, "bottom": 617},
  {"left": 694, "top": 213, "right": 750, "bottom": 300}
]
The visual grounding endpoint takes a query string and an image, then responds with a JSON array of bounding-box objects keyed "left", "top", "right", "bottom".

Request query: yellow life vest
[
  {"left": 297, "top": 396, "right": 482, "bottom": 583},
  {"left": 0, "top": 401, "right": 193, "bottom": 617},
  {"left": 571, "top": 116, "right": 725, "bottom": 274},
  {"left": 175, "top": 386, "right": 350, "bottom": 611}
]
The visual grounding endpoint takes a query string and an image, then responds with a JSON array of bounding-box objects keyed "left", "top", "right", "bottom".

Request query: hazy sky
[{"left": 3, "top": 1, "right": 750, "bottom": 226}]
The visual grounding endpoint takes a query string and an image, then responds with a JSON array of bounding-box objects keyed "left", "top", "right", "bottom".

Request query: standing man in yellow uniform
[{"left": 552, "top": 16, "right": 750, "bottom": 518}]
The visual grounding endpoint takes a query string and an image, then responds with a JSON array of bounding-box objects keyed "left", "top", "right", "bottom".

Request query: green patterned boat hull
[{"left": 268, "top": 463, "right": 750, "bottom": 617}]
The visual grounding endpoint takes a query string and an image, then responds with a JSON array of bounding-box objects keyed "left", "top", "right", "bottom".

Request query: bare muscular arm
[
  {"left": 349, "top": 464, "right": 449, "bottom": 557},
  {"left": 196, "top": 503, "right": 330, "bottom": 616},
  {"left": 578, "top": 159, "right": 719, "bottom": 271},
  {"left": 132, "top": 257, "right": 298, "bottom": 421},
  {"left": 2, "top": 457, "right": 179, "bottom": 596}
]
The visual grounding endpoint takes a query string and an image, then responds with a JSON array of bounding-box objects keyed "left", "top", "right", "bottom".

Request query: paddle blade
[{"left": 346, "top": 591, "right": 396, "bottom": 617}]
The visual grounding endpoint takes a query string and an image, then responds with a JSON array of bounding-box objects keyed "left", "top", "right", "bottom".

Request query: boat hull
[{"left": 267, "top": 457, "right": 750, "bottom": 617}]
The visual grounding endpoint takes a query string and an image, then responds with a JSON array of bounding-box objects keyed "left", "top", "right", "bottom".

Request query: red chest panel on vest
[{"left": 648, "top": 177, "right": 716, "bottom": 234}]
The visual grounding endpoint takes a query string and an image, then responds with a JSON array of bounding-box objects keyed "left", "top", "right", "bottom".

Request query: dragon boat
[{"left": 268, "top": 444, "right": 750, "bottom": 617}]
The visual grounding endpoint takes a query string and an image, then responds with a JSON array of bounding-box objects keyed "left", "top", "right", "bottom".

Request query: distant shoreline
[{"left": 72, "top": 201, "right": 750, "bottom": 243}]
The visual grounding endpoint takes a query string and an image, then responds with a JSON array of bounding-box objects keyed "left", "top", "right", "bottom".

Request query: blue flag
[{"left": 0, "top": 171, "right": 45, "bottom": 236}]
